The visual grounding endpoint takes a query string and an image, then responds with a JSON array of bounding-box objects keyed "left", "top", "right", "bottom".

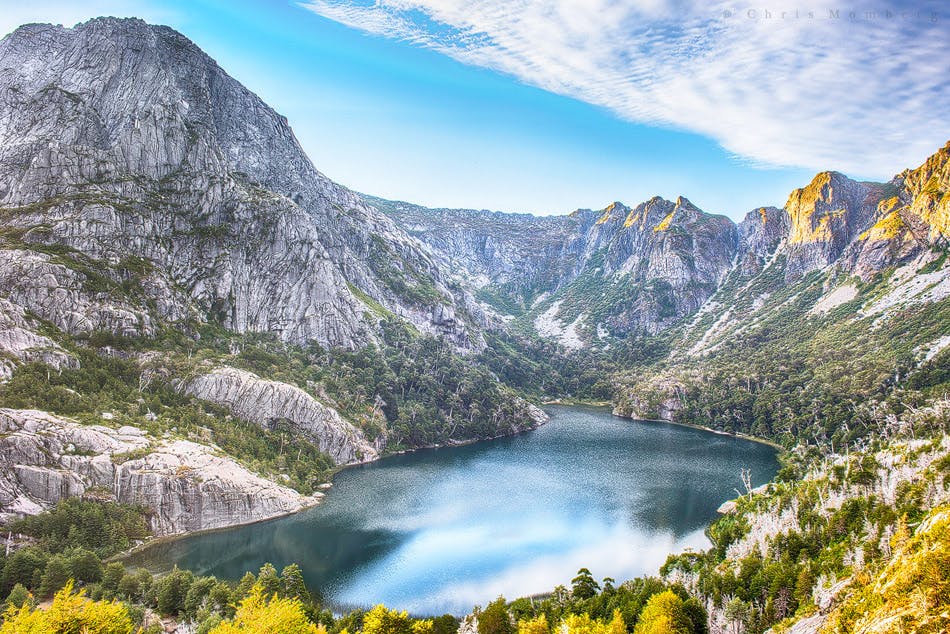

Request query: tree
[
  {"left": 723, "top": 598, "right": 749, "bottom": 634},
  {"left": 432, "top": 614, "right": 461, "bottom": 634},
  {"left": 210, "top": 583, "right": 323, "bottom": 634},
  {"left": 571, "top": 568, "right": 600, "bottom": 600},
  {"left": 682, "top": 598, "right": 708, "bottom": 634},
  {"left": 38, "top": 555, "right": 70, "bottom": 598},
  {"left": 3, "top": 583, "right": 31, "bottom": 611},
  {"left": 0, "top": 580, "right": 134, "bottom": 634},
  {"left": 68, "top": 548, "right": 103, "bottom": 583},
  {"left": 478, "top": 597, "right": 514, "bottom": 634},
  {"left": 256, "top": 563, "right": 282, "bottom": 598},
  {"left": 605, "top": 610, "right": 626, "bottom": 634},
  {"left": 362, "top": 604, "right": 432, "bottom": 634},
  {"left": 0, "top": 547, "right": 48, "bottom": 594},
  {"left": 101, "top": 562, "right": 126, "bottom": 594},
  {"left": 556, "top": 611, "right": 624, "bottom": 634},
  {"left": 633, "top": 590, "right": 694, "bottom": 634},
  {"left": 235, "top": 571, "right": 257, "bottom": 599},
  {"left": 517, "top": 613, "right": 548, "bottom": 634},
  {"left": 156, "top": 567, "right": 194, "bottom": 616},
  {"left": 117, "top": 568, "right": 151, "bottom": 601},
  {"left": 209, "top": 580, "right": 235, "bottom": 616},
  {"left": 185, "top": 576, "right": 218, "bottom": 617},
  {"left": 281, "top": 563, "right": 309, "bottom": 602},
  {"left": 561, "top": 613, "right": 600, "bottom": 634}
]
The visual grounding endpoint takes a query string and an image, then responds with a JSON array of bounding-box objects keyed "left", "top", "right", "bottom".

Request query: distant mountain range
[{"left": 371, "top": 140, "right": 950, "bottom": 349}]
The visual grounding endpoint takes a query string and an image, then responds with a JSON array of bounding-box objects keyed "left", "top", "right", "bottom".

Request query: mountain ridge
[
  {"left": 0, "top": 17, "right": 548, "bottom": 531},
  {"left": 375, "top": 141, "right": 950, "bottom": 347},
  {"left": 0, "top": 17, "right": 489, "bottom": 352}
]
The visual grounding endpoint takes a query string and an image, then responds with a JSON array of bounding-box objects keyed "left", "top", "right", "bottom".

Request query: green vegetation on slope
[
  {"left": 662, "top": 400, "right": 950, "bottom": 633},
  {"left": 614, "top": 258, "right": 950, "bottom": 449}
]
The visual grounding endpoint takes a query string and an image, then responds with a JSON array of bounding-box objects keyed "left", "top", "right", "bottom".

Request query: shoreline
[
  {"left": 611, "top": 409, "right": 786, "bottom": 451},
  {"left": 121, "top": 405, "right": 780, "bottom": 563},
  {"left": 542, "top": 398, "right": 612, "bottom": 407},
  {"left": 119, "top": 410, "right": 552, "bottom": 561}
]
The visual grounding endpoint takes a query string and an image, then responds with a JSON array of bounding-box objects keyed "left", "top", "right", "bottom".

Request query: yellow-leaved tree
[
  {"left": 820, "top": 506, "right": 950, "bottom": 633},
  {"left": 517, "top": 613, "right": 549, "bottom": 634},
  {"left": 362, "top": 604, "right": 433, "bottom": 634},
  {"left": 0, "top": 580, "right": 134, "bottom": 634},
  {"left": 210, "top": 583, "right": 324, "bottom": 634},
  {"left": 558, "top": 609, "right": 625, "bottom": 634},
  {"left": 633, "top": 591, "right": 693, "bottom": 634}
]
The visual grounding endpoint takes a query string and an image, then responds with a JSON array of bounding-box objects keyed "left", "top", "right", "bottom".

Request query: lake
[{"left": 130, "top": 406, "right": 778, "bottom": 615}]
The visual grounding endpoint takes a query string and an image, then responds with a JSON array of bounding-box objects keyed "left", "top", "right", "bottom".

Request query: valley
[{"left": 0, "top": 16, "right": 947, "bottom": 634}]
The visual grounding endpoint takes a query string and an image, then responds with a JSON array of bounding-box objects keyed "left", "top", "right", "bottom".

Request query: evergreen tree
[
  {"left": 281, "top": 563, "right": 309, "bottom": 602},
  {"left": 38, "top": 555, "right": 70, "bottom": 598},
  {"left": 101, "top": 562, "right": 125, "bottom": 595},
  {"left": 478, "top": 597, "right": 514, "bottom": 634},
  {"left": 67, "top": 548, "right": 103, "bottom": 583},
  {"left": 256, "top": 563, "right": 281, "bottom": 597},
  {"left": 156, "top": 567, "right": 194, "bottom": 616},
  {"left": 3, "top": 583, "right": 31, "bottom": 610},
  {"left": 571, "top": 568, "right": 600, "bottom": 600}
]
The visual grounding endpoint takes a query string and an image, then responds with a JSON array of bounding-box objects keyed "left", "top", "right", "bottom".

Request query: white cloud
[
  {"left": 299, "top": 0, "right": 949, "bottom": 178},
  {"left": 337, "top": 518, "right": 710, "bottom": 614}
]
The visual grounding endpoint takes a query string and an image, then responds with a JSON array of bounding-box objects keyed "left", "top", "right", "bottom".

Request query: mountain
[
  {"left": 375, "top": 142, "right": 950, "bottom": 351},
  {"left": 373, "top": 194, "right": 739, "bottom": 346},
  {"left": 0, "top": 18, "right": 545, "bottom": 531},
  {"left": 0, "top": 17, "right": 486, "bottom": 352},
  {"left": 0, "top": 16, "right": 948, "bottom": 634}
]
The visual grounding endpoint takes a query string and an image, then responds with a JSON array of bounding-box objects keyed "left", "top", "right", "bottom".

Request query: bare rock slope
[
  {"left": 184, "top": 367, "right": 380, "bottom": 465},
  {"left": 0, "top": 408, "right": 319, "bottom": 535},
  {"left": 0, "top": 17, "right": 479, "bottom": 350}
]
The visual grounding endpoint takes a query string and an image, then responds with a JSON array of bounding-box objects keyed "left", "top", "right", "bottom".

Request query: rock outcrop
[
  {"left": 736, "top": 206, "right": 789, "bottom": 275},
  {"left": 0, "top": 17, "right": 479, "bottom": 352},
  {"left": 0, "top": 408, "right": 320, "bottom": 535},
  {"left": 782, "top": 171, "right": 880, "bottom": 279},
  {"left": 845, "top": 140, "right": 950, "bottom": 277},
  {"left": 0, "top": 297, "right": 77, "bottom": 379},
  {"left": 184, "top": 367, "right": 380, "bottom": 465}
]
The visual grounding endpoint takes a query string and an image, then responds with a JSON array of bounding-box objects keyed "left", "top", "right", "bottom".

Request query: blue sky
[{"left": 0, "top": 1, "right": 947, "bottom": 219}]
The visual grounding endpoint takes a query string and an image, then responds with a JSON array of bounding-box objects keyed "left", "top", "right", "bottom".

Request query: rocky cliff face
[
  {"left": 843, "top": 141, "right": 950, "bottom": 277},
  {"left": 379, "top": 194, "right": 739, "bottom": 343},
  {"left": 782, "top": 171, "right": 880, "bottom": 279},
  {"left": 365, "top": 196, "right": 580, "bottom": 295},
  {"left": 184, "top": 367, "right": 380, "bottom": 465},
  {"left": 0, "top": 408, "right": 319, "bottom": 535},
  {"left": 380, "top": 143, "right": 950, "bottom": 349},
  {"left": 0, "top": 18, "right": 479, "bottom": 351},
  {"left": 736, "top": 207, "right": 789, "bottom": 276}
]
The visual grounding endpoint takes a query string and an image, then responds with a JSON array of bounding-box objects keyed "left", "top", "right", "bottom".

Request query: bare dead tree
[{"left": 741, "top": 467, "right": 754, "bottom": 498}]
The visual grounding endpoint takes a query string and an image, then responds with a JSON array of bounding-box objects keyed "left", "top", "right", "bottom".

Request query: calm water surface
[{"left": 132, "top": 406, "right": 778, "bottom": 614}]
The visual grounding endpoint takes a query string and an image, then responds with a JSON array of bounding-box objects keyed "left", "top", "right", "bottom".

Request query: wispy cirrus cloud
[{"left": 299, "top": 0, "right": 949, "bottom": 178}]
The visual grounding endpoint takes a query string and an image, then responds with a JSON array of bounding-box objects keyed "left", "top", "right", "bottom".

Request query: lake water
[{"left": 131, "top": 406, "right": 778, "bottom": 615}]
